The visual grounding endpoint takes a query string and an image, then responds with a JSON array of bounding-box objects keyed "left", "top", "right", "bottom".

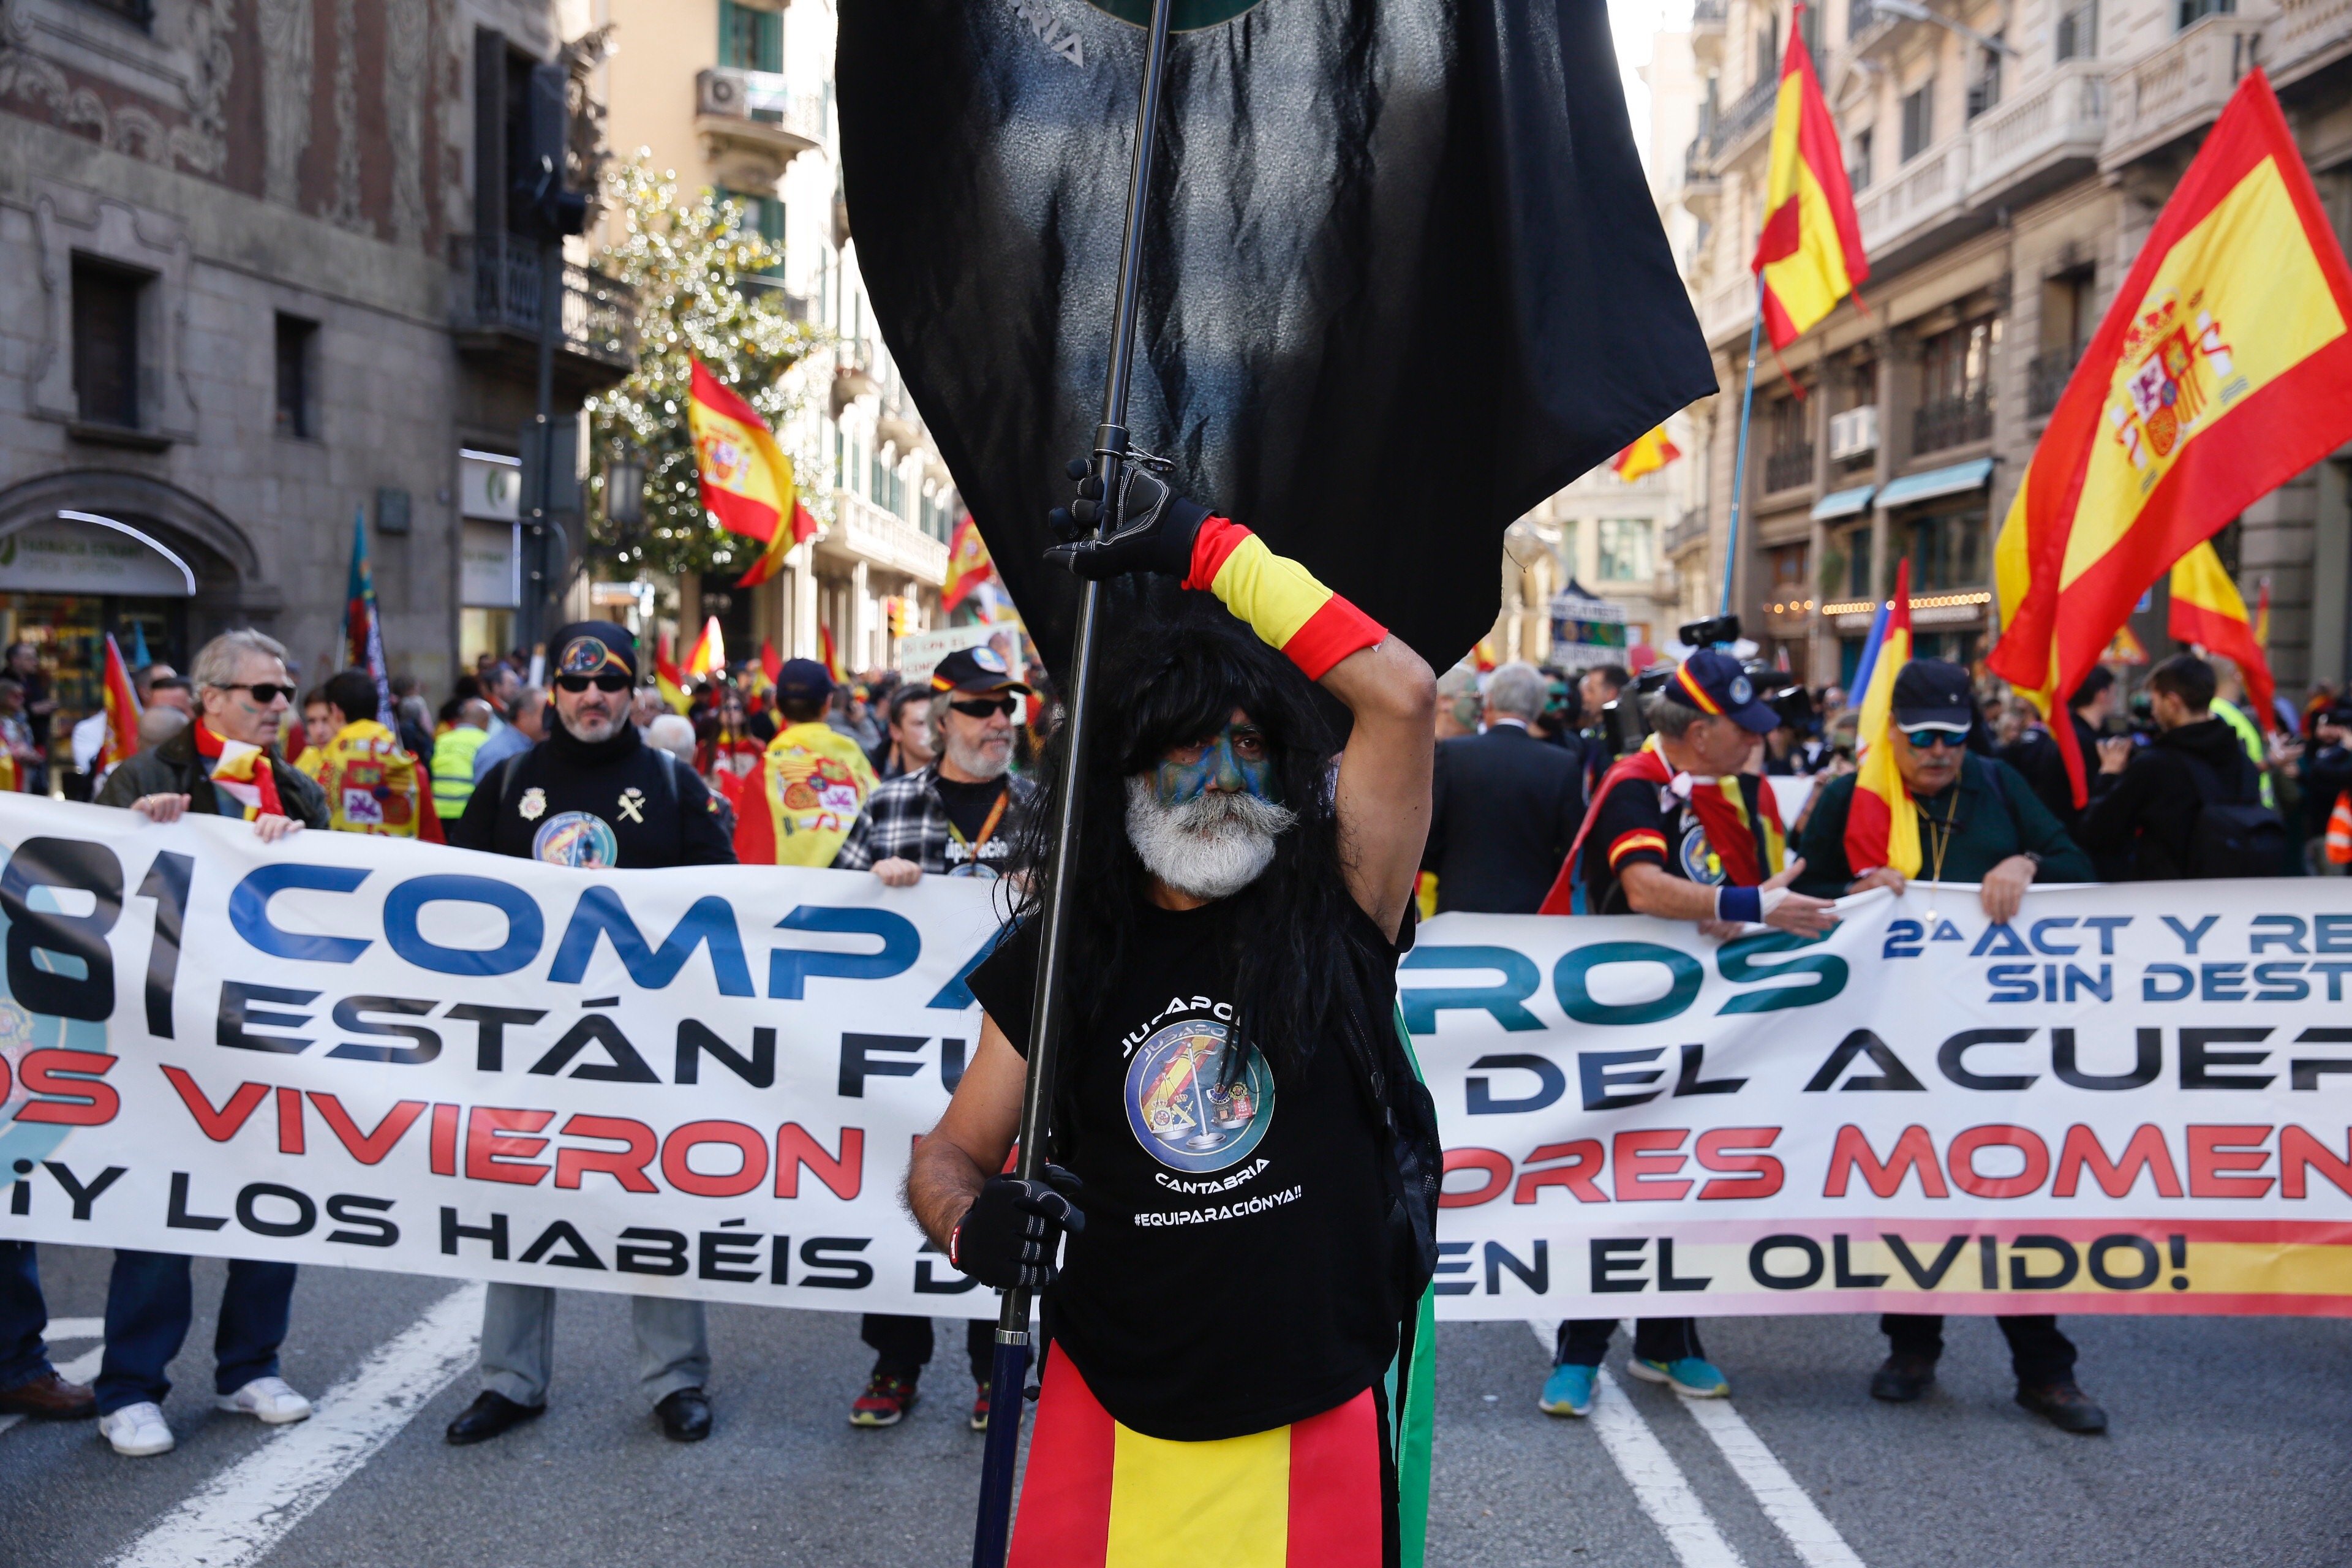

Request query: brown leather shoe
[{"left": 0, "top": 1370, "right": 98, "bottom": 1420}]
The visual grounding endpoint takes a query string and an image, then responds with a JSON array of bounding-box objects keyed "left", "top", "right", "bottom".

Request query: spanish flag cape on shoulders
[
  {"left": 1539, "top": 738, "right": 1785, "bottom": 914},
  {"left": 302, "top": 718, "right": 442, "bottom": 841},
  {"left": 731, "top": 720, "right": 879, "bottom": 868}
]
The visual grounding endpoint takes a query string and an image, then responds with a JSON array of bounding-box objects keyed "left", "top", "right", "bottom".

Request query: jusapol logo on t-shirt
[{"left": 1121, "top": 1016, "right": 1275, "bottom": 1174}]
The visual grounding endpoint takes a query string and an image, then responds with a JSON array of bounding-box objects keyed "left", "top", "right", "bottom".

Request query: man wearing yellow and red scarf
[
  {"left": 1531, "top": 650, "right": 1838, "bottom": 1419},
  {"left": 89, "top": 630, "right": 326, "bottom": 1458},
  {"left": 730, "top": 658, "right": 880, "bottom": 867},
  {"left": 293, "top": 668, "right": 442, "bottom": 841}
]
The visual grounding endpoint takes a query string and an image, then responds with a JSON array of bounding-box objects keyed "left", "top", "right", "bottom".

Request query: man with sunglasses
[
  {"left": 827, "top": 644, "right": 1038, "bottom": 1430},
  {"left": 442, "top": 622, "right": 733, "bottom": 1446},
  {"left": 92, "top": 631, "right": 329, "bottom": 1455},
  {"left": 1792, "top": 658, "right": 2106, "bottom": 1432}
]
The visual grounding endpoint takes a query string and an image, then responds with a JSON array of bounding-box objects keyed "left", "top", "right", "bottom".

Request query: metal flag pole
[
  {"left": 968, "top": 1, "right": 1176, "bottom": 1562},
  {"left": 1721, "top": 276, "right": 1767, "bottom": 618}
]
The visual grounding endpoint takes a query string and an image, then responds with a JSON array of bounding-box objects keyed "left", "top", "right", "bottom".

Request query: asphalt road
[{"left": 5, "top": 1243, "right": 2350, "bottom": 1567}]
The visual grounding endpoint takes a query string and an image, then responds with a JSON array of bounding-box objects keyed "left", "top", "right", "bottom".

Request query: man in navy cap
[
  {"left": 831, "top": 643, "right": 1038, "bottom": 1429},
  {"left": 1533, "top": 649, "right": 1839, "bottom": 1419},
  {"left": 443, "top": 621, "right": 734, "bottom": 1447},
  {"left": 1792, "top": 658, "right": 2105, "bottom": 1433},
  {"left": 732, "top": 657, "right": 881, "bottom": 866}
]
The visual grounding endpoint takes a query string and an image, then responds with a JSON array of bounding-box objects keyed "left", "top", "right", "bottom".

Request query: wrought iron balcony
[
  {"left": 2026, "top": 343, "right": 2082, "bottom": 420},
  {"left": 449, "top": 233, "right": 638, "bottom": 374},
  {"left": 1913, "top": 389, "right": 1992, "bottom": 453},
  {"left": 1765, "top": 442, "right": 1817, "bottom": 494}
]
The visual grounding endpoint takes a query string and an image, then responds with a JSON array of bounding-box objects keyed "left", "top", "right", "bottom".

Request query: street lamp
[
  {"left": 605, "top": 449, "right": 647, "bottom": 531},
  {"left": 1866, "top": 0, "right": 2018, "bottom": 55}
]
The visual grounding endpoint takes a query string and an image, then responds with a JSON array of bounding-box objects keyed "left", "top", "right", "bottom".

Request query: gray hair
[
  {"left": 192, "top": 630, "right": 288, "bottom": 690},
  {"left": 927, "top": 690, "right": 954, "bottom": 752},
  {"left": 647, "top": 713, "right": 698, "bottom": 765},
  {"left": 1485, "top": 661, "right": 1547, "bottom": 722},
  {"left": 1642, "top": 688, "right": 1709, "bottom": 741}
]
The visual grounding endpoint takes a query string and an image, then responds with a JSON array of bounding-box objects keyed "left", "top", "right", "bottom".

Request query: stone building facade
[
  {"left": 0, "top": 0, "right": 629, "bottom": 750},
  {"left": 1666, "top": 0, "right": 2352, "bottom": 697}
]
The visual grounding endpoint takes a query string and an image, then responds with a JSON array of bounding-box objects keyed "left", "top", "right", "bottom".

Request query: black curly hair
[{"left": 1001, "top": 592, "right": 1359, "bottom": 1091}]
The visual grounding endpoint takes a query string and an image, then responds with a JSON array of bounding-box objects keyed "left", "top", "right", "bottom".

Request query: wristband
[
  {"left": 1184, "top": 518, "right": 1387, "bottom": 679},
  {"left": 1716, "top": 886, "right": 1762, "bottom": 924}
]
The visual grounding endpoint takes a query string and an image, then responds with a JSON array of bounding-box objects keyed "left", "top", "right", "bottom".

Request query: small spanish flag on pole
[
  {"left": 685, "top": 357, "right": 799, "bottom": 589},
  {"left": 1751, "top": 4, "right": 1869, "bottom": 350},
  {"left": 819, "top": 623, "right": 847, "bottom": 684},
  {"left": 1844, "top": 559, "right": 1918, "bottom": 878},
  {"left": 1610, "top": 426, "right": 1682, "bottom": 482},
  {"left": 2168, "top": 539, "right": 2275, "bottom": 731},
  {"left": 1990, "top": 70, "right": 2352, "bottom": 804},
  {"left": 99, "top": 633, "right": 142, "bottom": 769}
]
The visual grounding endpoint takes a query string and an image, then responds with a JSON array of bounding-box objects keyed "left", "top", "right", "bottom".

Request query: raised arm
[{"left": 1322, "top": 639, "right": 1435, "bottom": 940}]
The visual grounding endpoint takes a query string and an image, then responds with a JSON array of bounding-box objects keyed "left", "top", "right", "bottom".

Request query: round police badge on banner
[
  {"left": 1123, "top": 1018, "right": 1275, "bottom": 1172},
  {"left": 533, "top": 811, "right": 618, "bottom": 868}
]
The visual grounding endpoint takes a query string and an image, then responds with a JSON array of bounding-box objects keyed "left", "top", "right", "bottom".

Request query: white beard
[
  {"left": 944, "top": 731, "right": 1011, "bottom": 781},
  {"left": 1125, "top": 776, "right": 1297, "bottom": 900}
]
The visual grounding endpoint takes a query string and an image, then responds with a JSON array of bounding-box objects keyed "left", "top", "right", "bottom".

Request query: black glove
[
  {"left": 950, "top": 1166, "right": 1087, "bottom": 1290},
  {"left": 1045, "top": 458, "right": 1212, "bottom": 582}
]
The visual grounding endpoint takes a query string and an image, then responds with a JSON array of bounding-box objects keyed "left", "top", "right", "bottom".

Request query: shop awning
[
  {"left": 1810, "top": 485, "right": 1875, "bottom": 521},
  {"left": 1876, "top": 458, "right": 1994, "bottom": 510}
]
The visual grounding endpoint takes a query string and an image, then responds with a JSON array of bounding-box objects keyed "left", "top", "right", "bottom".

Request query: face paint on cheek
[{"left": 1155, "top": 727, "right": 1276, "bottom": 806}]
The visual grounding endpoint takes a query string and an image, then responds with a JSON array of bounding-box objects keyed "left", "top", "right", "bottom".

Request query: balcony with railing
[
  {"left": 1765, "top": 442, "right": 1817, "bottom": 494},
  {"left": 695, "top": 67, "right": 828, "bottom": 166},
  {"left": 448, "top": 234, "right": 638, "bottom": 386},
  {"left": 2272, "top": 0, "right": 2352, "bottom": 82},
  {"left": 1697, "top": 271, "right": 1758, "bottom": 349},
  {"left": 1964, "top": 59, "right": 2108, "bottom": 208},
  {"left": 1913, "top": 388, "right": 1993, "bottom": 453},
  {"left": 1855, "top": 134, "right": 1970, "bottom": 264},
  {"left": 1664, "top": 506, "right": 1710, "bottom": 557},
  {"left": 1698, "top": 75, "right": 1780, "bottom": 171},
  {"left": 2026, "top": 342, "right": 2082, "bottom": 420},
  {"left": 822, "top": 488, "right": 950, "bottom": 586},
  {"left": 1691, "top": 0, "right": 1727, "bottom": 62},
  {"left": 2101, "top": 12, "right": 2263, "bottom": 170}
]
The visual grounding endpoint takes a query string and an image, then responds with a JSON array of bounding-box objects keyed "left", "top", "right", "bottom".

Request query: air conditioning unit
[
  {"left": 697, "top": 68, "right": 747, "bottom": 119},
  {"left": 1828, "top": 404, "right": 1879, "bottom": 462}
]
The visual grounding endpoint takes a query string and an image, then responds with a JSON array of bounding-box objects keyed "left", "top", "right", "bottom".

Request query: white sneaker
[
  {"left": 98, "top": 1403, "right": 175, "bottom": 1457},
  {"left": 217, "top": 1376, "right": 312, "bottom": 1425}
]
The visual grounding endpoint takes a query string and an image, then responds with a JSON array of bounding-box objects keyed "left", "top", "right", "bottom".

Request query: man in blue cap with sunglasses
[{"left": 1793, "top": 657, "right": 2106, "bottom": 1432}]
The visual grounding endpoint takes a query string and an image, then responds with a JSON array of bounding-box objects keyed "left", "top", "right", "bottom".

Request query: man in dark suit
[{"left": 1422, "top": 661, "right": 1585, "bottom": 913}]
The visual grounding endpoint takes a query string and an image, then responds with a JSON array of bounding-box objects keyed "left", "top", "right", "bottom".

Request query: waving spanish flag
[
  {"left": 687, "top": 357, "right": 799, "bottom": 586},
  {"left": 2169, "top": 539, "right": 2275, "bottom": 732},
  {"left": 1751, "top": 4, "right": 1868, "bottom": 350},
  {"left": 1991, "top": 72, "right": 2352, "bottom": 803},
  {"left": 99, "top": 633, "right": 142, "bottom": 770},
  {"left": 1845, "top": 559, "right": 1918, "bottom": 878},
  {"left": 654, "top": 632, "right": 692, "bottom": 715},
  {"left": 940, "top": 513, "right": 995, "bottom": 612},
  {"left": 1611, "top": 426, "right": 1682, "bottom": 482}
]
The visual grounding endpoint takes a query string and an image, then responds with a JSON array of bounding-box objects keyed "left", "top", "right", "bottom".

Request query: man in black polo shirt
[{"left": 1534, "top": 650, "right": 1838, "bottom": 1419}]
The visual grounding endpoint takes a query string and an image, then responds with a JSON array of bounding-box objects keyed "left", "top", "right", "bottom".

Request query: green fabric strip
[{"left": 1390, "top": 1001, "right": 1436, "bottom": 1568}]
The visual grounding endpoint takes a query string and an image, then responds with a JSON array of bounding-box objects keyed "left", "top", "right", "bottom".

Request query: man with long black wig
[{"left": 906, "top": 473, "right": 1441, "bottom": 1567}]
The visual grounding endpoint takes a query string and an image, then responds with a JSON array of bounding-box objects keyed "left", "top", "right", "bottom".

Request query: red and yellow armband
[{"left": 1182, "top": 518, "right": 1387, "bottom": 679}]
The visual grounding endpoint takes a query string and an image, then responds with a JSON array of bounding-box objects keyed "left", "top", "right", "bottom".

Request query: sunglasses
[
  {"left": 949, "top": 696, "right": 1020, "bottom": 719},
  {"left": 556, "top": 674, "right": 633, "bottom": 693},
  {"left": 1901, "top": 726, "right": 1966, "bottom": 750},
  {"left": 222, "top": 682, "right": 296, "bottom": 705}
]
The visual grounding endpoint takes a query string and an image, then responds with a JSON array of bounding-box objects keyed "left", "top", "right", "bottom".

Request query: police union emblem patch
[
  {"left": 1123, "top": 1018, "right": 1275, "bottom": 1172},
  {"left": 533, "top": 811, "right": 618, "bottom": 868}
]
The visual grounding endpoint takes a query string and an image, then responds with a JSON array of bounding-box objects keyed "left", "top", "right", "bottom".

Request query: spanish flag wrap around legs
[{"left": 1009, "top": 1351, "right": 1399, "bottom": 1568}]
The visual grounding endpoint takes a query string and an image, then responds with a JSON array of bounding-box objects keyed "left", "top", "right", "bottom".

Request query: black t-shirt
[
  {"left": 1582, "top": 769, "right": 1774, "bottom": 914},
  {"left": 967, "top": 894, "right": 1406, "bottom": 1442},
  {"left": 452, "top": 724, "right": 736, "bottom": 868},
  {"left": 933, "top": 773, "right": 1006, "bottom": 844}
]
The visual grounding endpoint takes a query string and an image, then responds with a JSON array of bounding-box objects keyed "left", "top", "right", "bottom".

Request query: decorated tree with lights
[{"left": 585, "top": 158, "right": 822, "bottom": 581}]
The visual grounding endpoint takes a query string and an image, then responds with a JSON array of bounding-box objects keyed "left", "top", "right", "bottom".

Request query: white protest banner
[
  {"left": 1409, "top": 886, "right": 2352, "bottom": 1321},
  {"left": 0, "top": 796, "right": 1004, "bottom": 1316},
  {"left": 4, "top": 795, "right": 2349, "bottom": 1325}
]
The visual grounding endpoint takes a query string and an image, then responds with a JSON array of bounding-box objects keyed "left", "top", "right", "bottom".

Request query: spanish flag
[
  {"left": 1611, "top": 426, "right": 1682, "bottom": 482},
  {"left": 99, "top": 633, "right": 142, "bottom": 769},
  {"left": 686, "top": 357, "right": 797, "bottom": 583},
  {"left": 1990, "top": 71, "right": 2352, "bottom": 803},
  {"left": 1845, "top": 559, "right": 1918, "bottom": 878},
  {"left": 684, "top": 616, "right": 725, "bottom": 679},
  {"left": 2168, "top": 539, "right": 2275, "bottom": 732},
  {"left": 819, "top": 623, "right": 847, "bottom": 684},
  {"left": 940, "top": 513, "right": 994, "bottom": 612},
  {"left": 1751, "top": 4, "right": 1868, "bottom": 350},
  {"left": 739, "top": 499, "right": 818, "bottom": 590},
  {"left": 1007, "top": 1353, "right": 1384, "bottom": 1568},
  {"left": 654, "top": 632, "right": 692, "bottom": 715}
]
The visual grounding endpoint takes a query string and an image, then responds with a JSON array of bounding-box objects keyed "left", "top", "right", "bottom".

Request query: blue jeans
[
  {"left": 94, "top": 1251, "right": 298, "bottom": 1415},
  {"left": 0, "top": 1240, "right": 55, "bottom": 1389}
]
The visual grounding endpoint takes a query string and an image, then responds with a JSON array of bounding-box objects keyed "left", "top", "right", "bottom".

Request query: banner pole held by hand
[{"left": 970, "top": 1, "right": 1177, "bottom": 1562}]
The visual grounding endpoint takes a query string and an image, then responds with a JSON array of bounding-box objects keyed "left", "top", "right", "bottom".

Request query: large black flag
[{"left": 838, "top": 0, "right": 1713, "bottom": 675}]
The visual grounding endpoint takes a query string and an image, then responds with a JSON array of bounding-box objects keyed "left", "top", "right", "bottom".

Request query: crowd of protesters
[{"left": 4, "top": 612, "right": 2346, "bottom": 1455}]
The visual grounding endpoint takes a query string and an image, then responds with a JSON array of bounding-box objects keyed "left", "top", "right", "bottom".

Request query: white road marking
[
  {"left": 47, "top": 1316, "right": 103, "bottom": 1341},
  {"left": 1683, "top": 1396, "right": 1868, "bottom": 1568},
  {"left": 1529, "top": 1319, "right": 1746, "bottom": 1568},
  {"left": 0, "top": 1341, "right": 105, "bottom": 1438},
  {"left": 104, "top": 1283, "right": 484, "bottom": 1568}
]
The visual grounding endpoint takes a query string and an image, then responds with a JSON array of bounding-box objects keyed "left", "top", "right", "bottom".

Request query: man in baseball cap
[
  {"left": 731, "top": 656, "right": 878, "bottom": 867},
  {"left": 927, "top": 644, "right": 1031, "bottom": 698}
]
